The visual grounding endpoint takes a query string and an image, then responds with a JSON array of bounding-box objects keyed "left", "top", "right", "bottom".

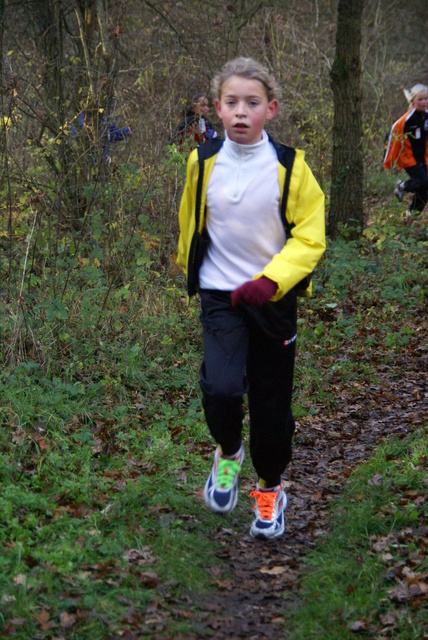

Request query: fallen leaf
[
  {"left": 388, "top": 583, "right": 410, "bottom": 602},
  {"left": 409, "top": 582, "right": 428, "bottom": 597},
  {"left": 122, "top": 548, "right": 155, "bottom": 565},
  {"left": 260, "top": 566, "right": 286, "bottom": 576},
  {"left": 9, "top": 618, "right": 26, "bottom": 627},
  {"left": 35, "top": 608, "right": 55, "bottom": 631},
  {"left": 2, "top": 594, "right": 16, "bottom": 603},
  {"left": 137, "top": 571, "right": 159, "bottom": 588},
  {"left": 60, "top": 611, "right": 77, "bottom": 629},
  {"left": 380, "top": 610, "right": 398, "bottom": 627},
  {"left": 368, "top": 473, "right": 383, "bottom": 487},
  {"left": 382, "top": 553, "right": 394, "bottom": 562},
  {"left": 349, "top": 618, "right": 369, "bottom": 632}
]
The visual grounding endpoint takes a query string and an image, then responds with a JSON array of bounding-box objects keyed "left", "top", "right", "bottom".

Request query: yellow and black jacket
[{"left": 177, "top": 136, "right": 325, "bottom": 301}]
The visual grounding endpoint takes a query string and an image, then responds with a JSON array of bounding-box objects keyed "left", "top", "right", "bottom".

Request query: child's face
[
  {"left": 412, "top": 91, "right": 428, "bottom": 112},
  {"left": 215, "top": 75, "right": 278, "bottom": 145},
  {"left": 195, "top": 96, "right": 209, "bottom": 118}
]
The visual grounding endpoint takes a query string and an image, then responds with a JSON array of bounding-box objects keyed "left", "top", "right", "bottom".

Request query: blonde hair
[
  {"left": 211, "top": 57, "right": 281, "bottom": 103},
  {"left": 403, "top": 83, "right": 427, "bottom": 105}
]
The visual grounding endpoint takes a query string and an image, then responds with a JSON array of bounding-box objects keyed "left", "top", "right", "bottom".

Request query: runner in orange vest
[{"left": 384, "top": 84, "right": 428, "bottom": 217}]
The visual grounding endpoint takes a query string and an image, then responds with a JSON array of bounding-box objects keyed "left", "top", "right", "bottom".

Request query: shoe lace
[
  {"left": 250, "top": 490, "right": 277, "bottom": 520},
  {"left": 216, "top": 457, "right": 241, "bottom": 490}
]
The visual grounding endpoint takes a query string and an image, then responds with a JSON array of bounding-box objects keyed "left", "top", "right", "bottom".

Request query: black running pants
[
  {"left": 404, "top": 163, "right": 428, "bottom": 213},
  {"left": 199, "top": 289, "right": 297, "bottom": 488}
]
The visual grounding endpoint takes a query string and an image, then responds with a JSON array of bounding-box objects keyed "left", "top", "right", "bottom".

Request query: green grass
[
  {"left": 286, "top": 428, "right": 428, "bottom": 640},
  {"left": 0, "top": 414, "right": 218, "bottom": 637},
  {"left": 0, "top": 322, "right": 217, "bottom": 637},
  {"left": 0, "top": 201, "right": 427, "bottom": 637}
]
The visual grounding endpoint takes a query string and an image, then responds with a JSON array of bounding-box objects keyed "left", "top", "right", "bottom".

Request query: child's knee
[{"left": 199, "top": 362, "right": 247, "bottom": 398}]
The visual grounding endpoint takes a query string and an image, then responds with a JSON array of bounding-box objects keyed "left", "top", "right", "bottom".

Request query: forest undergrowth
[
  {"left": 1, "top": 2, "right": 427, "bottom": 638},
  {"left": 0, "top": 196, "right": 427, "bottom": 639}
]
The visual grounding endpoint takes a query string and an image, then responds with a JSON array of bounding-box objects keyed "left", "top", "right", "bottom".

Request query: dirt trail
[{"left": 152, "top": 352, "right": 426, "bottom": 640}]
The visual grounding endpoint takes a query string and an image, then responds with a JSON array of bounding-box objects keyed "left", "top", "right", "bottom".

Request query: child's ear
[
  {"left": 214, "top": 98, "right": 223, "bottom": 120},
  {"left": 266, "top": 99, "right": 278, "bottom": 121}
]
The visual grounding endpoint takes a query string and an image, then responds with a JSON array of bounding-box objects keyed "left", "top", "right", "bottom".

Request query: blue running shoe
[
  {"left": 250, "top": 488, "right": 287, "bottom": 539},
  {"left": 204, "top": 446, "right": 244, "bottom": 514}
]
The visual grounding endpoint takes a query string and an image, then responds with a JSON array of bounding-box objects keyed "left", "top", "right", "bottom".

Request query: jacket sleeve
[
  {"left": 384, "top": 126, "right": 400, "bottom": 170},
  {"left": 383, "top": 113, "right": 407, "bottom": 170},
  {"left": 259, "top": 151, "right": 326, "bottom": 301},
  {"left": 177, "top": 150, "right": 198, "bottom": 274}
]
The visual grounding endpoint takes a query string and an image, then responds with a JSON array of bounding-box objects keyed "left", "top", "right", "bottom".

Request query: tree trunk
[{"left": 328, "top": 0, "right": 364, "bottom": 239}]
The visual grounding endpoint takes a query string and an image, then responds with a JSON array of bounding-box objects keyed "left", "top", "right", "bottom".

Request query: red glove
[{"left": 231, "top": 277, "right": 277, "bottom": 307}]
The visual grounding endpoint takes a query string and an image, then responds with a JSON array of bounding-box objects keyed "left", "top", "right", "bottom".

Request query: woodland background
[
  {"left": 0, "top": 1, "right": 427, "bottom": 639},
  {"left": 1, "top": 0, "right": 427, "bottom": 363}
]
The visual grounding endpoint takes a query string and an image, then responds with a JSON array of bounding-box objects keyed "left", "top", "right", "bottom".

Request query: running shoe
[
  {"left": 204, "top": 445, "right": 244, "bottom": 514},
  {"left": 394, "top": 179, "right": 405, "bottom": 202},
  {"left": 250, "top": 487, "right": 287, "bottom": 539}
]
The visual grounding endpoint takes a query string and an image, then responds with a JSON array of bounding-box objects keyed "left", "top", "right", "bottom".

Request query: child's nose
[{"left": 236, "top": 101, "right": 247, "bottom": 115}]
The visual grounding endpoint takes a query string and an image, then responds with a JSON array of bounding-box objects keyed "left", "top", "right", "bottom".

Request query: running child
[
  {"left": 384, "top": 84, "right": 428, "bottom": 217},
  {"left": 177, "top": 57, "right": 325, "bottom": 539}
]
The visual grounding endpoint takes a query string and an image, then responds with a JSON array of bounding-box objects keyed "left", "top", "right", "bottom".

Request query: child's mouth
[{"left": 234, "top": 123, "right": 248, "bottom": 129}]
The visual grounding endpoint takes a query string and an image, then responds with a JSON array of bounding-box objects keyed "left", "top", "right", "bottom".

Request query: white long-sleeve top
[{"left": 199, "top": 131, "right": 285, "bottom": 291}]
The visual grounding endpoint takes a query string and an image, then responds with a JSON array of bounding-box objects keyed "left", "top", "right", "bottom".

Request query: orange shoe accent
[{"left": 249, "top": 490, "right": 277, "bottom": 521}]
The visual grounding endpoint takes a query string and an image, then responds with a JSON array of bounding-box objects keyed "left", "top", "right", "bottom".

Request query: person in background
[
  {"left": 384, "top": 84, "right": 428, "bottom": 217},
  {"left": 173, "top": 94, "right": 217, "bottom": 151},
  {"left": 177, "top": 58, "right": 325, "bottom": 540},
  {"left": 71, "top": 110, "right": 131, "bottom": 164}
]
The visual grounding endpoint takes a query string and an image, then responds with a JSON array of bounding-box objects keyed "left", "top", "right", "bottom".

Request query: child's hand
[{"left": 231, "top": 277, "right": 277, "bottom": 307}]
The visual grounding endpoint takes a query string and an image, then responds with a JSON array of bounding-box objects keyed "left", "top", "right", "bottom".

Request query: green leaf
[{"left": 46, "top": 299, "right": 69, "bottom": 321}]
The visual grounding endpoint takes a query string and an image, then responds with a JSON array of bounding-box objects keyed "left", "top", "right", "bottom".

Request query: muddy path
[{"left": 148, "top": 352, "right": 426, "bottom": 639}]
